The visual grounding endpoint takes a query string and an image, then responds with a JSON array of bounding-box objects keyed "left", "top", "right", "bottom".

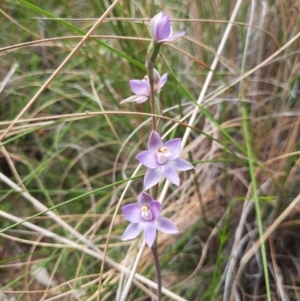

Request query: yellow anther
[
  {"left": 141, "top": 205, "right": 152, "bottom": 220},
  {"left": 141, "top": 205, "right": 149, "bottom": 211},
  {"left": 159, "top": 146, "right": 168, "bottom": 153}
]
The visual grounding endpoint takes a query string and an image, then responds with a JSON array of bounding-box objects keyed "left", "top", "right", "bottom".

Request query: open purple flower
[
  {"left": 120, "top": 68, "right": 167, "bottom": 104},
  {"left": 136, "top": 131, "right": 194, "bottom": 190},
  {"left": 121, "top": 192, "right": 179, "bottom": 247},
  {"left": 149, "top": 12, "right": 186, "bottom": 44}
]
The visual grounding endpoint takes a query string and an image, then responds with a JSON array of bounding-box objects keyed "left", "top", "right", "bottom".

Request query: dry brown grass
[{"left": 0, "top": 0, "right": 300, "bottom": 300}]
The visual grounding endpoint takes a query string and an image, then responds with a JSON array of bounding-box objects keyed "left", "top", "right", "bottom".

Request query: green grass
[{"left": 1, "top": 0, "right": 300, "bottom": 300}]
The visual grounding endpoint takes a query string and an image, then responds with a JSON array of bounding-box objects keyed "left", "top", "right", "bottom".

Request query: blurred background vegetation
[{"left": 0, "top": 0, "right": 300, "bottom": 300}]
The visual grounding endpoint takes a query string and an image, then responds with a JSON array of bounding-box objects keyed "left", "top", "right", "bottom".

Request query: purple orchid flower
[
  {"left": 149, "top": 12, "right": 186, "bottom": 44},
  {"left": 120, "top": 68, "right": 167, "bottom": 104},
  {"left": 121, "top": 192, "right": 179, "bottom": 247},
  {"left": 136, "top": 131, "right": 194, "bottom": 190}
]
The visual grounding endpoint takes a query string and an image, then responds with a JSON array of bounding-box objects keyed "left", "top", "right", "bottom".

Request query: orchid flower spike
[
  {"left": 136, "top": 131, "right": 194, "bottom": 190},
  {"left": 149, "top": 12, "right": 186, "bottom": 44},
  {"left": 120, "top": 68, "right": 167, "bottom": 104},
  {"left": 121, "top": 192, "right": 179, "bottom": 247}
]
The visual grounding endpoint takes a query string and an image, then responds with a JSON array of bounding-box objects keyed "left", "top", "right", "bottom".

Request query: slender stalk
[
  {"left": 148, "top": 42, "right": 161, "bottom": 64},
  {"left": 145, "top": 56, "right": 159, "bottom": 201},
  {"left": 146, "top": 51, "right": 162, "bottom": 301},
  {"left": 151, "top": 241, "right": 162, "bottom": 301},
  {"left": 146, "top": 57, "right": 156, "bottom": 131}
]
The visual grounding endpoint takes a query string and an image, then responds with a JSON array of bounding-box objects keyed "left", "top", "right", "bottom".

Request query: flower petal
[
  {"left": 158, "top": 73, "right": 168, "bottom": 92},
  {"left": 121, "top": 203, "right": 142, "bottom": 223},
  {"left": 159, "top": 31, "right": 186, "bottom": 43},
  {"left": 155, "top": 216, "right": 179, "bottom": 234},
  {"left": 149, "top": 201, "right": 161, "bottom": 220},
  {"left": 138, "top": 192, "right": 154, "bottom": 206},
  {"left": 129, "top": 79, "right": 150, "bottom": 96},
  {"left": 136, "top": 150, "right": 158, "bottom": 168},
  {"left": 149, "top": 12, "right": 164, "bottom": 42},
  {"left": 164, "top": 138, "right": 181, "bottom": 160},
  {"left": 144, "top": 222, "right": 157, "bottom": 247},
  {"left": 156, "top": 14, "right": 171, "bottom": 42},
  {"left": 121, "top": 222, "right": 144, "bottom": 241},
  {"left": 144, "top": 168, "right": 163, "bottom": 190},
  {"left": 161, "top": 164, "right": 180, "bottom": 186},
  {"left": 148, "top": 130, "right": 163, "bottom": 151},
  {"left": 135, "top": 96, "right": 149, "bottom": 104},
  {"left": 170, "top": 158, "right": 194, "bottom": 171}
]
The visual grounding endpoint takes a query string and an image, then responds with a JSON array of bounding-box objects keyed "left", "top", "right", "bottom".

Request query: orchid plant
[{"left": 119, "top": 11, "right": 190, "bottom": 301}]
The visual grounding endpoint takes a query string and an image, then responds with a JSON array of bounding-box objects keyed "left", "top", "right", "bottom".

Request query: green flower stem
[
  {"left": 147, "top": 47, "right": 162, "bottom": 301},
  {"left": 148, "top": 43, "right": 162, "bottom": 64},
  {"left": 146, "top": 58, "right": 156, "bottom": 132},
  {"left": 151, "top": 240, "right": 162, "bottom": 301},
  {"left": 146, "top": 57, "right": 159, "bottom": 201}
]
